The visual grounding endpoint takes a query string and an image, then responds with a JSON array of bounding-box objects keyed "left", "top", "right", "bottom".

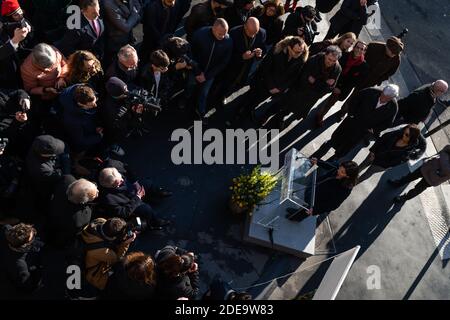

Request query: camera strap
[{"left": 204, "top": 41, "right": 216, "bottom": 74}]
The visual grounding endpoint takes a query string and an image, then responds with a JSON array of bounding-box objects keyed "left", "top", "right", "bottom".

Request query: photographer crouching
[
  {"left": 80, "top": 217, "right": 137, "bottom": 292},
  {"left": 104, "top": 77, "right": 162, "bottom": 140},
  {"left": 97, "top": 164, "right": 172, "bottom": 232}
]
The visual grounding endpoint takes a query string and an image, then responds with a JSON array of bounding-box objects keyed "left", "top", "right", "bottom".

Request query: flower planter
[{"left": 228, "top": 198, "right": 249, "bottom": 216}]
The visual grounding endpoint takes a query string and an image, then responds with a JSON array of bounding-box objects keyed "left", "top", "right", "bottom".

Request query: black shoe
[
  {"left": 394, "top": 195, "right": 407, "bottom": 204},
  {"left": 387, "top": 179, "right": 403, "bottom": 188}
]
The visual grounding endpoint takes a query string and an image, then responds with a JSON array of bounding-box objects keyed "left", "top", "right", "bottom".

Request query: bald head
[
  {"left": 432, "top": 80, "right": 449, "bottom": 98},
  {"left": 212, "top": 18, "right": 229, "bottom": 40},
  {"left": 244, "top": 17, "right": 260, "bottom": 38}
]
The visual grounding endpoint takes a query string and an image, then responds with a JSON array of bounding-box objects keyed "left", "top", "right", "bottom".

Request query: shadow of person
[
  {"left": 331, "top": 168, "right": 409, "bottom": 260},
  {"left": 286, "top": 110, "right": 342, "bottom": 153},
  {"left": 402, "top": 234, "right": 449, "bottom": 300}
]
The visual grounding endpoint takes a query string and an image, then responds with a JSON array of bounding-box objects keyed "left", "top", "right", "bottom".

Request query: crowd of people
[{"left": 0, "top": 0, "right": 449, "bottom": 300}]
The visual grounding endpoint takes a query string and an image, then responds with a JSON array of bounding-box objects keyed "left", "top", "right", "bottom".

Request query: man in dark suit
[
  {"left": 312, "top": 84, "right": 399, "bottom": 160},
  {"left": 141, "top": 0, "right": 188, "bottom": 63},
  {"left": 0, "top": 1, "right": 31, "bottom": 88},
  {"left": 55, "top": 0, "right": 105, "bottom": 59},
  {"left": 395, "top": 80, "right": 448, "bottom": 125},
  {"left": 325, "top": 0, "right": 378, "bottom": 39},
  {"left": 213, "top": 17, "right": 266, "bottom": 105}
]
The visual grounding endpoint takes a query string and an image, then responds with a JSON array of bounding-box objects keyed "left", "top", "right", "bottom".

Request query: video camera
[{"left": 124, "top": 88, "right": 162, "bottom": 116}]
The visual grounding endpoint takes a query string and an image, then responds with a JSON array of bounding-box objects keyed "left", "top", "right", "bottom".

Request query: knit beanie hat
[
  {"left": 386, "top": 36, "right": 404, "bottom": 55},
  {"left": 106, "top": 77, "right": 128, "bottom": 97},
  {"left": 1, "top": 0, "right": 20, "bottom": 17}
]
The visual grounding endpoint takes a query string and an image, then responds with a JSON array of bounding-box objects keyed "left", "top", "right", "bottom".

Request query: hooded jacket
[
  {"left": 25, "top": 135, "right": 67, "bottom": 196},
  {"left": 81, "top": 218, "right": 130, "bottom": 290}
]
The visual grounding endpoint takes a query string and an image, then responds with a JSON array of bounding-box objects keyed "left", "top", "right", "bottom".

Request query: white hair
[
  {"left": 32, "top": 43, "right": 57, "bottom": 69},
  {"left": 383, "top": 84, "right": 400, "bottom": 98},
  {"left": 99, "top": 168, "right": 122, "bottom": 188},
  {"left": 325, "top": 45, "right": 343, "bottom": 60},
  {"left": 66, "top": 179, "right": 98, "bottom": 205},
  {"left": 117, "top": 45, "right": 137, "bottom": 61}
]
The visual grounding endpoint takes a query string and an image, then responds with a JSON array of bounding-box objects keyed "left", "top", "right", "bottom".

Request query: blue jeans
[{"left": 187, "top": 74, "right": 215, "bottom": 116}]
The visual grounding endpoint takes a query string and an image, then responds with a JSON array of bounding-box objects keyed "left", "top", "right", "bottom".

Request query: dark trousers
[
  {"left": 234, "top": 83, "right": 272, "bottom": 121},
  {"left": 133, "top": 202, "right": 159, "bottom": 226},
  {"left": 397, "top": 167, "right": 431, "bottom": 200}
]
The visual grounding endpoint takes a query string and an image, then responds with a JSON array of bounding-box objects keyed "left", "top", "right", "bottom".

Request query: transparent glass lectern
[
  {"left": 280, "top": 148, "right": 317, "bottom": 211},
  {"left": 244, "top": 148, "right": 319, "bottom": 257}
]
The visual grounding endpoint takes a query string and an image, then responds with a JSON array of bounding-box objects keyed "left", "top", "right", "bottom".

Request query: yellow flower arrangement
[{"left": 230, "top": 166, "right": 278, "bottom": 214}]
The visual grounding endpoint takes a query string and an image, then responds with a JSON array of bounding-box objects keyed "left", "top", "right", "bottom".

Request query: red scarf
[{"left": 342, "top": 54, "right": 365, "bottom": 76}]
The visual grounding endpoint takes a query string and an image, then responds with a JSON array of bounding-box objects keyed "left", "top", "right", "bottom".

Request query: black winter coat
[
  {"left": 60, "top": 85, "right": 102, "bottom": 153},
  {"left": 370, "top": 127, "right": 426, "bottom": 168},
  {"left": 0, "top": 89, "right": 34, "bottom": 157},
  {"left": 305, "top": 168, "right": 353, "bottom": 215},
  {"left": 142, "top": 0, "right": 186, "bottom": 52},
  {"left": 330, "top": 87, "right": 398, "bottom": 150},
  {"left": 139, "top": 64, "right": 171, "bottom": 106},
  {"left": 103, "top": 261, "right": 156, "bottom": 299},
  {"left": 329, "top": 0, "right": 377, "bottom": 35},
  {"left": 397, "top": 84, "right": 436, "bottom": 124},
  {"left": 155, "top": 245, "right": 200, "bottom": 300},
  {"left": 0, "top": 35, "right": 21, "bottom": 88},
  {"left": 0, "top": 225, "right": 44, "bottom": 294},
  {"left": 258, "top": 14, "right": 283, "bottom": 45},
  {"left": 55, "top": 15, "right": 105, "bottom": 59},
  {"left": 295, "top": 53, "right": 342, "bottom": 96},
  {"left": 184, "top": 0, "right": 219, "bottom": 41},
  {"left": 252, "top": 42, "right": 307, "bottom": 92},
  {"left": 191, "top": 27, "right": 233, "bottom": 80},
  {"left": 220, "top": 25, "right": 267, "bottom": 87},
  {"left": 48, "top": 175, "right": 93, "bottom": 247},
  {"left": 282, "top": 9, "right": 318, "bottom": 45},
  {"left": 98, "top": 181, "right": 142, "bottom": 219},
  {"left": 103, "top": 0, "right": 141, "bottom": 50}
]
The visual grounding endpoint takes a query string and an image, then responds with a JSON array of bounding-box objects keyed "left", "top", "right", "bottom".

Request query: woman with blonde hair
[
  {"left": 64, "top": 50, "right": 104, "bottom": 92},
  {"left": 309, "top": 32, "right": 357, "bottom": 57}
]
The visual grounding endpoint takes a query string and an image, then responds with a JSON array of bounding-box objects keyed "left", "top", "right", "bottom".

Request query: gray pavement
[{"left": 262, "top": 0, "right": 450, "bottom": 300}]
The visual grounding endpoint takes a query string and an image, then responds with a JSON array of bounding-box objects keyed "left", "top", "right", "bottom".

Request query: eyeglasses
[{"left": 355, "top": 46, "right": 367, "bottom": 51}]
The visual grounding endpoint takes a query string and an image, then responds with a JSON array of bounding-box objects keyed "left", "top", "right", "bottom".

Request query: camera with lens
[
  {"left": 124, "top": 217, "right": 146, "bottom": 238},
  {"left": 298, "top": 26, "right": 319, "bottom": 46},
  {"left": 124, "top": 88, "right": 162, "bottom": 116},
  {"left": 1, "top": 18, "right": 27, "bottom": 33}
]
